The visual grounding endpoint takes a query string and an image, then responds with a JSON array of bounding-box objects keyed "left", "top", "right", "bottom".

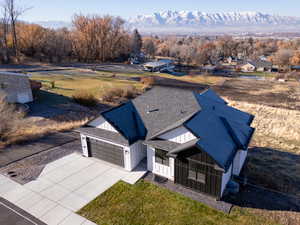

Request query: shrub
[
  {"left": 140, "top": 76, "right": 155, "bottom": 87},
  {"left": 235, "top": 67, "right": 242, "bottom": 72},
  {"left": 101, "top": 87, "right": 125, "bottom": 103},
  {"left": 122, "top": 85, "right": 138, "bottom": 99},
  {"left": 101, "top": 86, "right": 139, "bottom": 103},
  {"left": 72, "top": 91, "right": 98, "bottom": 107},
  {"left": 50, "top": 81, "right": 55, "bottom": 89}
]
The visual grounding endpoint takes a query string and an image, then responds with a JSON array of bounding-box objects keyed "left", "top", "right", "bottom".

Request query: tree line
[
  {"left": 1, "top": 0, "right": 300, "bottom": 68},
  {"left": 142, "top": 35, "right": 300, "bottom": 69},
  {"left": 0, "top": 0, "right": 143, "bottom": 64}
]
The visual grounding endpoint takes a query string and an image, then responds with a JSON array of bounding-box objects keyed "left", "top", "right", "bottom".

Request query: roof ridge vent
[{"left": 147, "top": 108, "right": 159, "bottom": 114}]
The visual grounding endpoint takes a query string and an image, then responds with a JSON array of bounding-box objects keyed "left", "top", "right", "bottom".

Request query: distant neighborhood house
[
  {"left": 225, "top": 56, "right": 240, "bottom": 65},
  {"left": 143, "top": 59, "right": 175, "bottom": 72},
  {"left": 0, "top": 72, "right": 33, "bottom": 104},
  {"left": 79, "top": 86, "right": 255, "bottom": 199},
  {"left": 291, "top": 65, "right": 300, "bottom": 72},
  {"left": 201, "top": 65, "right": 217, "bottom": 73},
  {"left": 240, "top": 60, "right": 273, "bottom": 72}
]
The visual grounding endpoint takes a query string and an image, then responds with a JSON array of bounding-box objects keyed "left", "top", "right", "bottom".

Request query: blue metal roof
[
  {"left": 102, "top": 101, "right": 147, "bottom": 145},
  {"left": 183, "top": 90, "right": 255, "bottom": 171},
  {"left": 200, "top": 88, "right": 228, "bottom": 105},
  {"left": 222, "top": 118, "right": 255, "bottom": 150},
  {"left": 185, "top": 110, "right": 238, "bottom": 171},
  {"left": 195, "top": 93, "right": 254, "bottom": 125}
]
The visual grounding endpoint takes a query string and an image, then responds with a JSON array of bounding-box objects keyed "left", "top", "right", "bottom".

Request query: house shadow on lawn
[
  {"left": 223, "top": 147, "right": 300, "bottom": 212},
  {"left": 27, "top": 90, "right": 74, "bottom": 118},
  {"left": 28, "top": 90, "right": 110, "bottom": 119}
]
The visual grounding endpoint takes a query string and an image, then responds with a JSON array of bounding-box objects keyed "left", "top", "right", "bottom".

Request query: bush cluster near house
[
  {"left": 101, "top": 85, "right": 140, "bottom": 104},
  {"left": 72, "top": 91, "right": 99, "bottom": 107}
]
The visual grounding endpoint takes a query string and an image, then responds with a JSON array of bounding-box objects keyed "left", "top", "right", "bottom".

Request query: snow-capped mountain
[
  {"left": 129, "top": 11, "right": 300, "bottom": 33},
  {"left": 33, "top": 11, "right": 300, "bottom": 34},
  {"left": 35, "top": 21, "right": 72, "bottom": 29},
  {"left": 129, "top": 11, "right": 300, "bottom": 26}
]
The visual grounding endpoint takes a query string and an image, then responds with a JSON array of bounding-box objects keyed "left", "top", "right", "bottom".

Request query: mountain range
[
  {"left": 128, "top": 11, "right": 300, "bottom": 33},
  {"left": 35, "top": 11, "right": 300, "bottom": 34}
]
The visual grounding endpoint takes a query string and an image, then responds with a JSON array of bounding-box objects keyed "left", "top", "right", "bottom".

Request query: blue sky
[{"left": 20, "top": 0, "right": 300, "bottom": 22}]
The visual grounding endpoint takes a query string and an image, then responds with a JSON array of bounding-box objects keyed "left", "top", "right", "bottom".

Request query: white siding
[
  {"left": 159, "top": 126, "right": 196, "bottom": 144},
  {"left": 88, "top": 117, "right": 118, "bottom": 133},
  {"left": 80, "top": 134, "right": 89, "bottom": 157},
  {"left": 241, "top": 63, "right": 256, "bottom": 72},
  {"left": 147, "top": 146, "right": 154, "bottom": 171},
  {"left": 129, "top": 141, "right": 147, "bottom": 171},
  {"left": 124, "top": 147, "right": 131, "bottom": 171},
  {"left": 147, "top": 146, "right": 174, "bottom": 180},
  {"left": 232, "top": 150, "right": 248, "bottom": 176},
  {"left": 221, "top": 164, "right": 232, "bottom": 196},
  {"left": 17, "top": 92, "right": 33, "bottom": 103}
]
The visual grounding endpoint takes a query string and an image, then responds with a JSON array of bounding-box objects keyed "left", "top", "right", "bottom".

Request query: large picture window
[
  {"left": 188, "top": 161, "right": 206, "bottom": 183},
  {"left": 155, "top": 149, "right": 169, "bottom": 166}
]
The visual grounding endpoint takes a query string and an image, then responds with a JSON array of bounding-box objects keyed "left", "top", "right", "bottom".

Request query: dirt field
[{"left": 214, "top": 78, "right": 300, "bottom": 110}]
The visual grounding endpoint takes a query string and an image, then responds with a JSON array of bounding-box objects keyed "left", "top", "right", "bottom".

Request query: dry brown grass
[
  {"left": 140, "top": 76, "right": 155, "bottom": 88},
  {"left": 228, "top": 99, "right": 300, "bottom": 224},
  {"left": 8, "top": 112, "right": 91, "bottom": 144},
  {"left": 249, "top": 209, "right": 300, "bottom": 225},
  {"left": 72, "top": 91, "right": 99, "bottom": 107},
  {"left": 101, "top": 85, "right": 140, "bottom": 104},
  {"left": 0, "top": 101, "right": 95, "bottom": 148},
  {"left": 229, "top": 100, "right": 300, "bottom": 200},
  {"left": 0, "top": 94, "right": 27, "bottom": 147},
  {"left": 161, "top": 73, "right": 226, "bottom": 86},
  {"left": 229, "top": 100, "right": 300, "bottom": 153}
]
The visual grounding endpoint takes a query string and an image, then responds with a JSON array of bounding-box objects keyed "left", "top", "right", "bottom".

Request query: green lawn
[
  {"left": 77, "top": 181, "right": 279, "bottom": 225},
  {"left": 30, "top": 70, "right": 144, "bottom": 98},
  {"left": 239, "top": 71, "right": 275, "bottom": 77},
  {"left": 30, "top": 69, "right": 224, "bottom": 99}
]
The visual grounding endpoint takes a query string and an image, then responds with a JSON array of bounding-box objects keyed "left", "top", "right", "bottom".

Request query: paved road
[{"left": 0, "top": 197, "right": 46, "bottom": 225}]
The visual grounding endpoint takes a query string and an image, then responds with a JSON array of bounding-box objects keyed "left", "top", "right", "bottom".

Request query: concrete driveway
[{"left": 0, "top": 153, "right": 147, "bottom": 225}]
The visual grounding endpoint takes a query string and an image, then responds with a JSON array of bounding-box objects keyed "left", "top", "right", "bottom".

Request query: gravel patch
[{"left": 0, "top": 138, "right": 81, "bottom": 185}]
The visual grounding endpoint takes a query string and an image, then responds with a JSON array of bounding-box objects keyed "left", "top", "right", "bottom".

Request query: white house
[{"left": 78, "top": 86, "right": 255, "bottom": 199}]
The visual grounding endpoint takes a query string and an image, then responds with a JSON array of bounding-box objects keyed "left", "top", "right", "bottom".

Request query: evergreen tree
[{"left": 131, "top": 29, "right": 142, "bottom": 55}]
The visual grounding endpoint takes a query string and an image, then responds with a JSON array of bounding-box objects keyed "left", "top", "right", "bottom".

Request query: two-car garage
[
  {"left": 79, "top": 127, "right": 147, "bottom": 172},
  {"left": 86, "top": 137, "right": 125, "bottom": 167}
]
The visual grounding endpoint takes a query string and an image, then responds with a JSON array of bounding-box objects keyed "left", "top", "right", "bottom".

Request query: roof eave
[
  {"left": 148, "top": 111, "right": 198, "bottom": 141},
  {"left": 166, "top": 139, "right": 199, "bottom": 157}
]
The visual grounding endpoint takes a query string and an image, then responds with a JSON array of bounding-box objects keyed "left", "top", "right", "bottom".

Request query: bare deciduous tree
[
  {"left": 72, "top": 14, "right": 130, "bottom": 62},
  {"left": 0, "top": 4, "right": 9, "bottom": 63}
]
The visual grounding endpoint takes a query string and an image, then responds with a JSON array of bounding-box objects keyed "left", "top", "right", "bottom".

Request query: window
[
  {"left": 188, "top": 169, "right": 197, "bottom": 180},
  {"left": 0, "top": 83, "right": 7, "bottom": 89},
  {"left": 188, "top": 162, "right": 206, "bottom": 183},
  {"left": 155, "top": 149, "right": 169, "bottom": 166}
]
